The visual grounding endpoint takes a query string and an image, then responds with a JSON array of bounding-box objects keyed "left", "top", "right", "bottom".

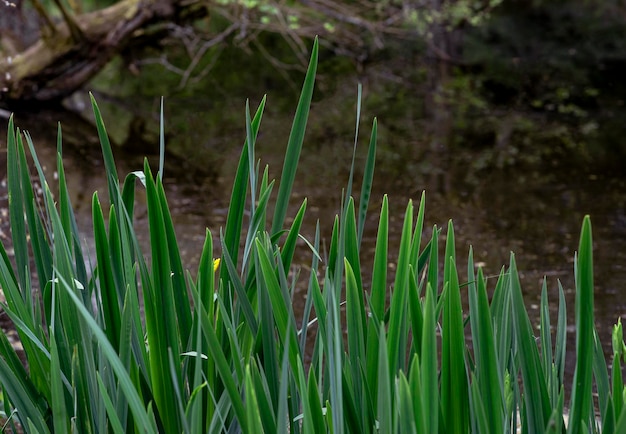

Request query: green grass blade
[
  {"left": 592, "top": 327, "right": 610, "bottom": 427},
  {"left": 50, "top": 333, "right": 69, "bottom": 434},
  {"left": 509, "top": 253, "right": 551, "bottom": 432},
  {"left": 427, "top": 224, "right": 439, "bottom": 301},
  {"left": 220, "top": 95, "right": 266, "bottom": 285},
  {"left": 245, "top": 365, "right": 266, "bottom": 434},
  {"left": 370, "top": 194, "right": 388, "bottom": 321},
  {"left": 92, "top": 193, "right": 122, "bottom": 349},
  {"left": 440, "top": 239, "right": 469, "bottom": 433},
  {"left": 271, "top": 37, "right": 318, "bottom": 235},
  {"left": 387, "top": 200, "right": 413, "bottom": 375},
  {"left": 377, "top": 322, "right": 392, "bottom": 434},
  {"left": 421, "top": 283, "right": 438, "bottom": 433},
  {"left": 143, "top": 161, "right": 182, "bottom": 434},
  {"left": 97, "top": 373, "right": 126, "bottom": 434},
  {"left": 408, "top": 355, "right": 426, "bottom": 433},
  {"left": 470, "top": 265, "right": 504, "bottom": 433},
  {"left": 555, "top": 281, "right": 567, "bottom": 390},
  {"left": 195, "top": 295, "right": 248, "bottom": 432},
  {"left": 409, "top": 191, "right": 426, "bottom": 275},
  {"left": 470, "top": 373, "right": 491, "bottom": 434},
  {"left": 568, "top": 216, "right": 594, "bottom": 434},
  {"left": 611, "top": 320, "right": 624, "bottom": 423},
  {"left": 280, "top": 198, "right": 307, "bottom": 274},
  {"left": 89, "top": 94, "right": 120, "bottom": 207},
  {"left": 357, "top": 118, "right": 377, "bottom": 246},
  {"left": 6, "top": 121, "right": 30, "bottom": 298},
  {"left": 345, "top": 259, "right": 366, "bottom": 388}
]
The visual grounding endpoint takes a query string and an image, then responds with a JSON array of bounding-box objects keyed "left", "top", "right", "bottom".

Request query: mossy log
[{"left": 0, "top": 0, "right": 206, "bottom": 107}]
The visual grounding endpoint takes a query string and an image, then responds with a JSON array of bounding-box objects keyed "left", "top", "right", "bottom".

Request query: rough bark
[{"left": 0, "top": 0, "right": 206, "bottom": 107}]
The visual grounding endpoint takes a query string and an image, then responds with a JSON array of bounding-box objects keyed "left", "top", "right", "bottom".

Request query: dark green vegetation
[
  {"left": 0, "top": 37, "right": 625, "bottom": 433},
  {"left": 3, "top": 1, "right": 626, "bottom": 177}
]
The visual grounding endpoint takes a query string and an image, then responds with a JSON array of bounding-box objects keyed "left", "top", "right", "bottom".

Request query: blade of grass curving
[
  {"left": 271, "top": 37, "right": 318, "bottom": 235},
  {"left": 568, "top": 216, "right": 594, "bottom": 434},
  {"left": 89, "top": 94, "right": 120, "bottom": 205},
  {"left": 357, "top": 118, "right": 377, "bottom": 246},
  {"left": 121, "top": 171, "right": 138, "bottom": 223},
  {"left": 279, "top": 198, "right": 306, "bottom": 274}
]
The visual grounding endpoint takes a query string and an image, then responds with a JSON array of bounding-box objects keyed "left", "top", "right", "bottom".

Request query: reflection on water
[{"left": 2, "top": 108, "right": 626, "bottom": 385}]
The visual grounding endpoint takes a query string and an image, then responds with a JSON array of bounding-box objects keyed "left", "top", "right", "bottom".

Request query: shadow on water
[{"left": 2, "top": 102, "right": 626, "bottom": 391}]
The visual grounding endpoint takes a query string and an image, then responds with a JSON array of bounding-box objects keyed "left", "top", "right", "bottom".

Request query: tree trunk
[{"left": 0, "top": 0, "right": 206, "bottom": 107}]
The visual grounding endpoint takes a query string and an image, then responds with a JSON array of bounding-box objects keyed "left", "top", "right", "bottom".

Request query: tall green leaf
[
  {"left": 271, "top": 37, "right": 318, "bottom": 235},
  {"left": 568, "top": 216, "right": 594, "bottom": 434}
]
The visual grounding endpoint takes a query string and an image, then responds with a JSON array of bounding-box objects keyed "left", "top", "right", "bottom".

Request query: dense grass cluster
[{"left": 0, "top": 38, "right": 625, "bottom": 433}]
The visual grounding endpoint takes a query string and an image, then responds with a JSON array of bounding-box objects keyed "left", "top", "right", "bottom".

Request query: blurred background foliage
[{"left": 1, "top": 0, "right": 625, "bottom": 177}]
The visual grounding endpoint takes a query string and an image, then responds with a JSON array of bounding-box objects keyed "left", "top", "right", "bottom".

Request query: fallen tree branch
[{"left": 0, "top": 0, "right": 207, "bottom": 106}]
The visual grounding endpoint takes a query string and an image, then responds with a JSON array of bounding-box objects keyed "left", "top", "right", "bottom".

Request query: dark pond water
[{"left": 2, "top": 102, "right": 626, "bottom": 386}]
